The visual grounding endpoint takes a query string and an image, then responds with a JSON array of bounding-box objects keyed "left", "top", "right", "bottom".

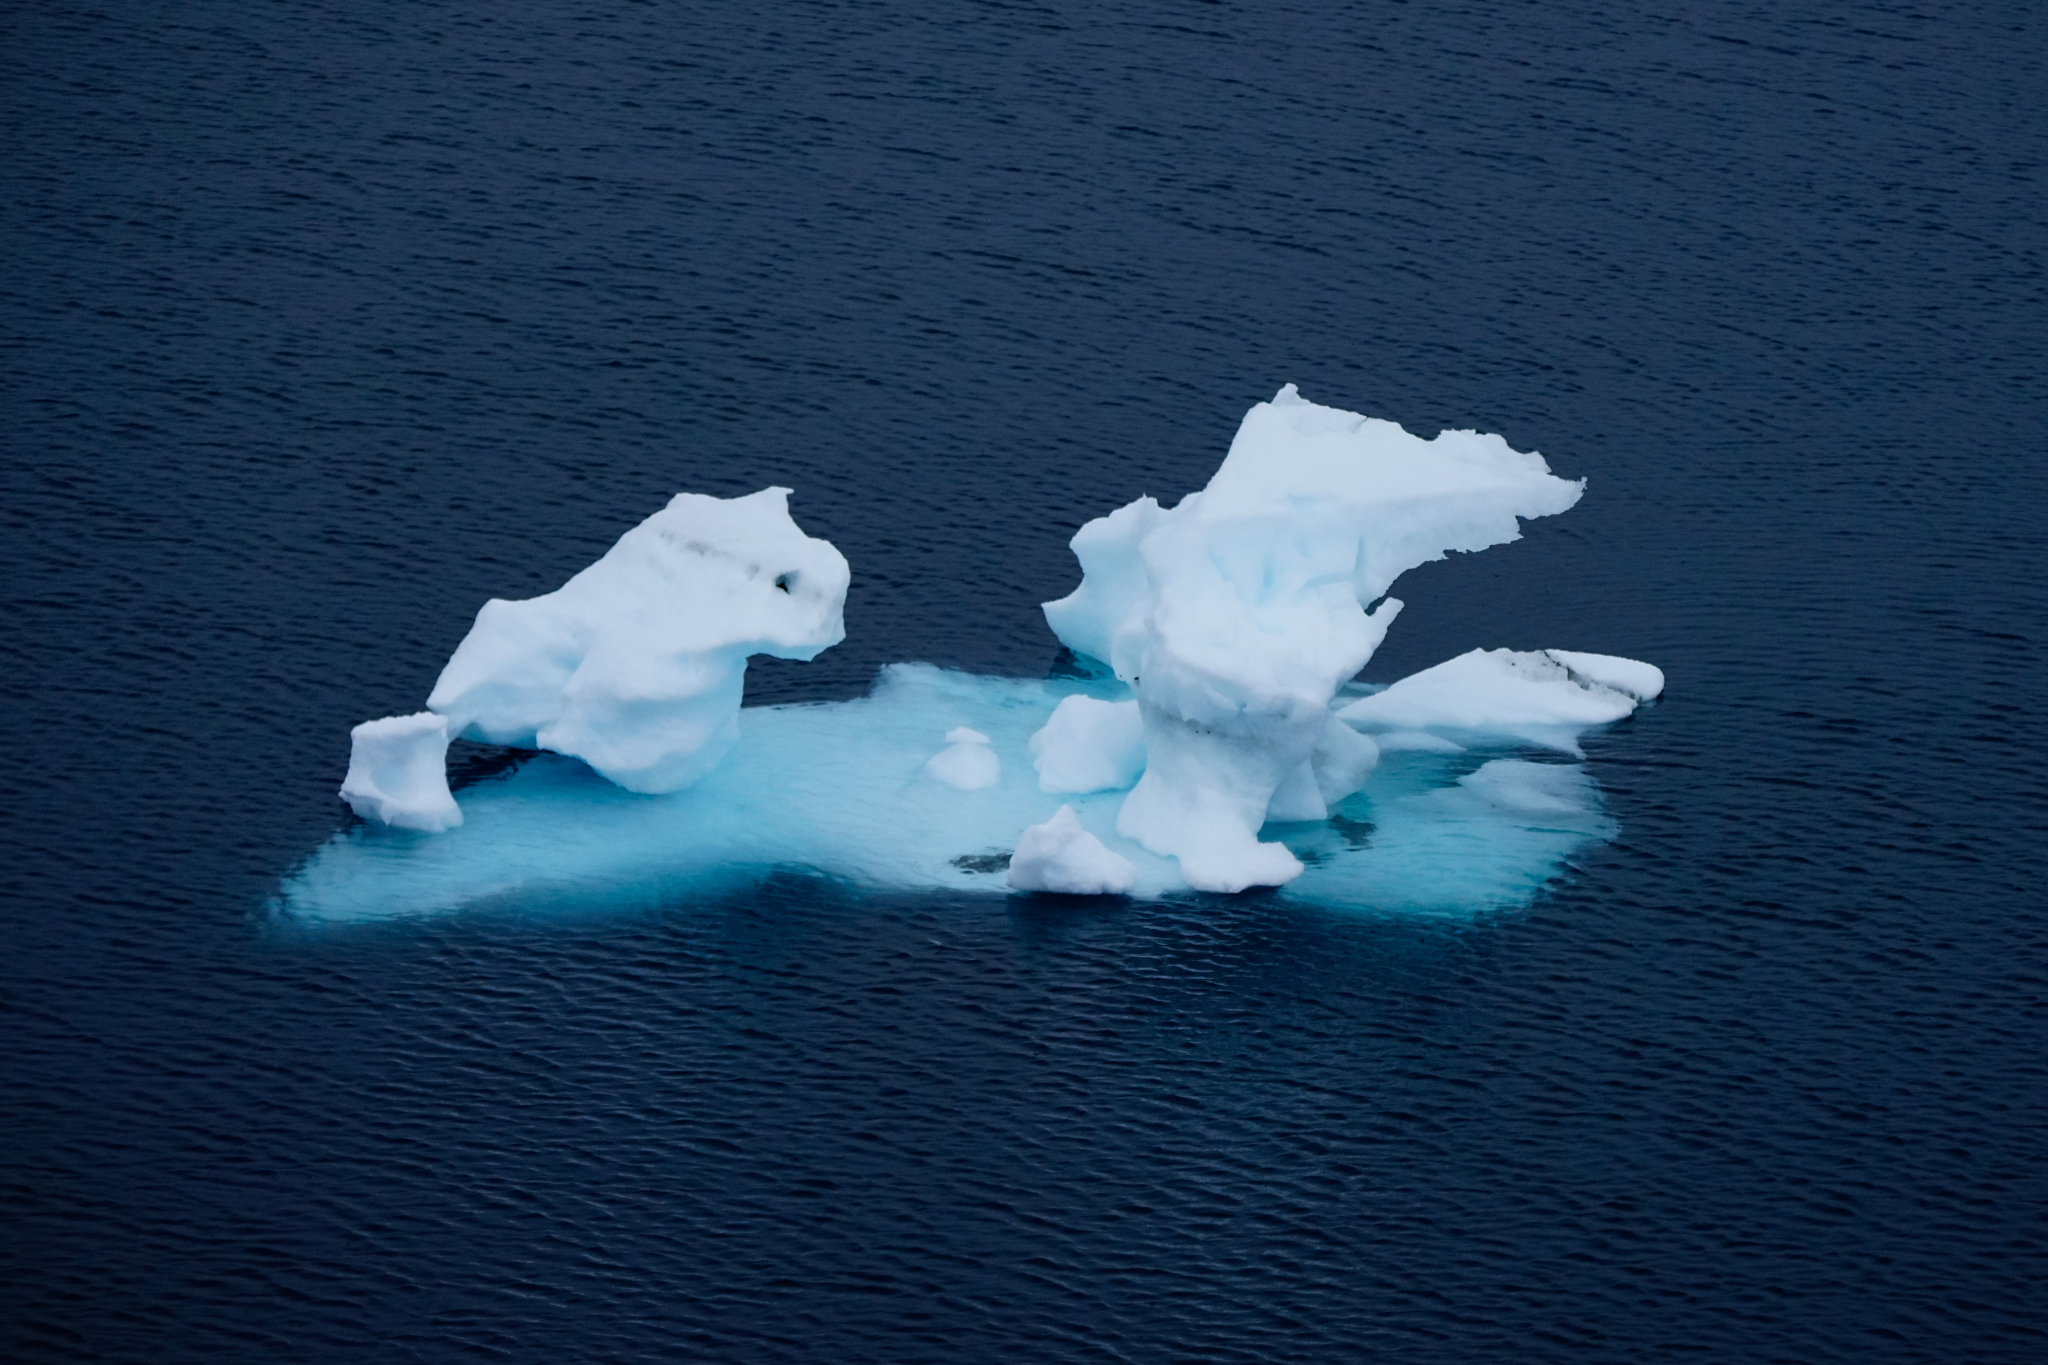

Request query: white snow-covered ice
[
  {"left": 1042, "top": 384, "right": 1585, "bottom": 892},
  {"left": 339, "top": 712, "right": 462, "bottom": 833},
  {"left": 1541, "top": 650, "right": 1665, "bottom": 702},
  {"left": 1007, "top": 804, "right": 1138, "bottom": 895},
  {"left": 425, "top": 486, "right": 848, "bottom": 795}
]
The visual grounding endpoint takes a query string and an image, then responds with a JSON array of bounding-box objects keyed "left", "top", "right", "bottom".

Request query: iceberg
[
  {"left": 297, "top": 385, "right": 1663, "bottom": 921},
  {"left": 427, "top": 486, "right": 848, "bottom": 794},
  {"left": 1041, "top": 385, "right": 1585, "bottom": 892},
  {"left": 1540, "top": 650, "right": 1665, "bottom": 702},
  {"left": 925, "top": 726, "right": 1001, "bottom": 791}
]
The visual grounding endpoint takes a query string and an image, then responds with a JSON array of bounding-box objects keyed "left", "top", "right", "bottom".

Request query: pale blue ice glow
[{"left": 282, "top": 665, "right": 1617, "bottom": 922}]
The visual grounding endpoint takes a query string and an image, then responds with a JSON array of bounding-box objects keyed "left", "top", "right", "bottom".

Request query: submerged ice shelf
[
  {"left": 306, "top": 385, "right": 1661, "bottom": 918},
  {"left": 285, "top": 664, "right": 1621, "bottom": 922}
]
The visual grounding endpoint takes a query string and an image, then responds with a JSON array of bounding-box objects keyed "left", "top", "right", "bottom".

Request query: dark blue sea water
[{"left": 5, "top": 1, "right": 2045, "bottom": 1359}]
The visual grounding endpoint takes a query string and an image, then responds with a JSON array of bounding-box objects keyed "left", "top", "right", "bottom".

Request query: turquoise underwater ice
[{"left": 283, "top": 664, "right": 1618, "bottom": 922}]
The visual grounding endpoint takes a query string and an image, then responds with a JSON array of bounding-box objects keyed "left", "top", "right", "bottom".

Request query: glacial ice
[
  {"left": 1007, "top": 804, "right": 1139, "bottom": 896},
  {"left": 301, "top": 385, "right": 1664, "bottom": 921},
  {"left": 1042, "top": 384, "right": 1585, "bottom": 892},
  {"left": 339, "top": 712, "right": 461, "bottom": 832},
  {"left": 1541, "top": 650, "right": 1665, "bottom": 702}
]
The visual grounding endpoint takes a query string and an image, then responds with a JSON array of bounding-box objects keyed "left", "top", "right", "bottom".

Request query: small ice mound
[
  {"left": 1543, "top": 649, "right": 1665, "bottom": 701},
  {"left": 1043, "top": 384, "right": 1585, "bottom": 892},
  {"left": 340, "top": 713, "right": 462, "bottom": 832},
  {"left": 1028, "top": 695, "right": 1146, "bottom": 794},
  {"left": 926, "top": 726, "right": 1000, "bottom": 791},
  {"left": 1007, "top": 805, "right": 1138, "bottom": 896},
  {"left": 426, "top": 487, "right": 848, "bottom": 795},
  {"left": 1336, "top": 648, "right": 1652, "bottom": 751}
]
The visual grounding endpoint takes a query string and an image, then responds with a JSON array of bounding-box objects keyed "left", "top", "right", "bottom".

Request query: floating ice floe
[
  {"left": 287, "top": 665, "right": 1624, "bottom": 921},
  {"left": 1028, "top": 695, "right": 1146, "bottom": 794},
  {"left": 306, "top": 386, "right": 1662, "bottom": 920}
]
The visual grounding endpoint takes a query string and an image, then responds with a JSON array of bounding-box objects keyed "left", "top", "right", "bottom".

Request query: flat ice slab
[
  {"left": 283, "top": 665, "right": 1618, "bottom": 922},
  {"left": 1337, "top": 648, "right": 1661, "bottom": 754}
]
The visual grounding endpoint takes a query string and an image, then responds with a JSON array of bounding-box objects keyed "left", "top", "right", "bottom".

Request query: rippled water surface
[{"left": 5, "top": 2, "right": 2045, "bottom": 1360}]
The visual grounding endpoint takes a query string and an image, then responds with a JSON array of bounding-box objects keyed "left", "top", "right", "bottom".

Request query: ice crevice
[{"left": 311, "top": 386, "right": 1661, "bottom": 918}]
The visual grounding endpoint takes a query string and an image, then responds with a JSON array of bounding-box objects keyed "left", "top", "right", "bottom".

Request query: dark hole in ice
[
  {"left": 952, "top": 852, "right": 1012, "bottom": 874},
  {"left": 1330, "top": 814, "right": 1376, "bottom": 850},
  {"left": 1046, "top": 647, "right": 1115, "bottom": 682},
  {"left": 773, "top": 572, "right": 794, "bottom": 593},
  {"left": 446, "top": 740, "right": 540, "bottom": 792}
]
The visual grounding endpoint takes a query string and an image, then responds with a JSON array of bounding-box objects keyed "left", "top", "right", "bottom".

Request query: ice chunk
[
  {"left": 1006, "top": 804, "right": 1138, "bottom": 895},
  {"left": 339, "top": 713, "right": 462, "bottom": 832},
  {"left": 1039, "top": 497, "right": 1166, "bottom": 666},
  {"left": 426, "top": 487, "right": 848, "bottom": 795},
  {"left": 1044, "top": 385, "right": 1584, "bottom": 892},
  {"left": 1543, "top": 649, "right": 1665, "bottom": 701},
  {"left": 1336, "top": 648, "right": 1650, "bottom": 751},
  {"left": 1265, "top": 713, "right": 1383, "bottom": 822},
  {"left": 926, "top": 727, "right": 999, "bottom": 790},
  {"left": 1027, "top": 695, "right": 1146, "bottom": 794}
]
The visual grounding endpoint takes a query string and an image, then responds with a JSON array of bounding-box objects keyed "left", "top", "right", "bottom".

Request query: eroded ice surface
[
  {"left": 1028, "top": 695, "right": 1146, "bottom": 794},
  {"left": 338, "top": 713, "right": 460, "bottom": 833},
  {"left": 1007, "top": 804, "right": 1139, "bottom": 896},
  {"left": 1042, "top": 384, "right": 1586, "bottom": 892},
  {"left": 283, "top": 665, "right": 1619, "bottom": 923},
  {"left": 422, "top": 486, "right": 848, "bottom": 795}
]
